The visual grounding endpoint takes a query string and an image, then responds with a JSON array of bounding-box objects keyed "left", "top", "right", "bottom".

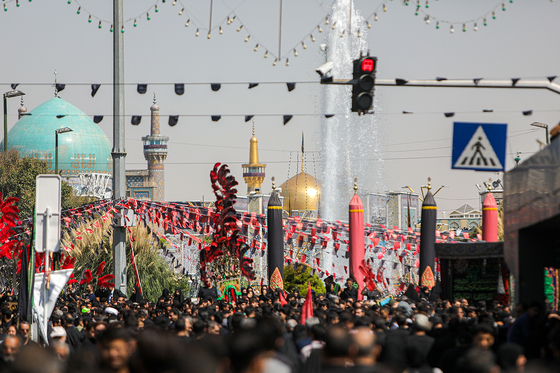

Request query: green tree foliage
[
  {"left": 0, "top": 149, "right": 93, "bottom": 220},
  {"left": 283, "top": 265, "right": 326, "bottom": 295}
]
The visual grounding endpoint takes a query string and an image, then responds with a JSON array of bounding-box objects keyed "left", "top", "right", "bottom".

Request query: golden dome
[{"left": 279, "top": 172, "right": 322, "bottom": 211}]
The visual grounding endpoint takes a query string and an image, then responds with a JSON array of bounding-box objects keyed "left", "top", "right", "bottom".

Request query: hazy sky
[{"left": 1, "top": 0, "right": 559, "bottom": 218}]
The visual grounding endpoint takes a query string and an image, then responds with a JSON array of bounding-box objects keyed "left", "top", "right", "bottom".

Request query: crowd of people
[{"left": 0, "top": 276, "right": 559, "bottom": 373}]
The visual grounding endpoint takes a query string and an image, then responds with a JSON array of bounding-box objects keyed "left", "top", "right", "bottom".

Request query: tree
[
  {"left": 63, "top": 218, "right": 187, "bottom": 302},
  {"left": 0, "top": 150, "right": 93, "bottom": 220},
  {"left": 283, "top": 265, "right": 326, "bottom": 295}
]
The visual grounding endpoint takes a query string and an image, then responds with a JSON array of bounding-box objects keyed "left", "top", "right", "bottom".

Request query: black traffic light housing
[{"left": 352, "top": 56, "right": 377, "bottom": 113}]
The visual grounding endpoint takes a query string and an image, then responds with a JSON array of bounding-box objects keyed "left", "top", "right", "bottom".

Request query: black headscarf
[{"left": 174, "top": 288, "right": 185, "bottom": 304}]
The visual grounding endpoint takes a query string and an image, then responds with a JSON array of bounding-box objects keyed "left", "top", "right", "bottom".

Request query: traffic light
[{"left": 352, "top": 56, "right": 377, "bottom": 113}]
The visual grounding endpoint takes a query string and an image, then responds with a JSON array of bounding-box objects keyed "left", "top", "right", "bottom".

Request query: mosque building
[
  {"left": 237, "top": 126, "right": 321, "bottom": 218},
  {"left": 279, "top": 168, "right": 321, "bottom": 219},
  {"left": 3, "top": 93, "right": 167, "bottom": 201},
  {"left": 278, "top": 140, "right": 322, "bottom": 219},
  {"left": 1, "top": 96, "right": 114, "bottom": 198}
]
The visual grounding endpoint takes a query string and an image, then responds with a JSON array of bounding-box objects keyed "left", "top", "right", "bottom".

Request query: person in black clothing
[
  {"left": 406, "top": 314, "right": 435, "bottom": 370},
  {"left": 174, "top": 288, "right": 185, "bottom": 304},
  {"left": 64, "top": 314, "right": 86, "bottom": 352},
  {"left": 0, "top": 335, "right": 20, "bottom": 372},
  {"left": 1, "top": 307, "right": 14, "bottom": 328},
  {"left": 107, "top": 286, "right": 126, "bottom": 304},
  {"left": 197, "top": 277, "right": 218, "bottom": 303},
  {"left": 340, "top": 278, "right": 358, "bottom": 301}
]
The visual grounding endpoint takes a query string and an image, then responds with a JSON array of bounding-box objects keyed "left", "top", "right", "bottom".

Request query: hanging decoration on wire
[
  {"left": 174, "top": 0, "right": 330, "bottom": 67},
  {"left": 2, "top": 0, "right": 29, "bottom": 12},
  {"left": 59, "top": 0, "right": 331, "bottom": 66},
  {"left": 68, "top": 0, "right": 163, "bottom": 32},
  {"left": 366, "top": 0, "right": 517, "bottom": 33}
]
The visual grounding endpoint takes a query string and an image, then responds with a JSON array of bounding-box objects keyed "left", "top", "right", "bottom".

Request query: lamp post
[
  {"left": 531, "top": 122, "right": 549, "bottom": 145},
  {"left": 3, "top": 90, "right": 25, "bottom": 152},
  {"left": 55, "top": 127, "right": 73, "bottom": 174}
]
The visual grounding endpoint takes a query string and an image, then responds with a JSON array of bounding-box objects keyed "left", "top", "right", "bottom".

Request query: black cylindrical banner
[
  {"left": 419, "top": 191, "right": 437, "bottom": 290},
  {"left": 267, "top": 191, "right": 284, "bottom": 290}
]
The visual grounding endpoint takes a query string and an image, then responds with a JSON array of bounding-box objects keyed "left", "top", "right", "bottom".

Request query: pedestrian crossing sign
[{"left": 452, "top": 122, "right": 507, "bottom": 172}]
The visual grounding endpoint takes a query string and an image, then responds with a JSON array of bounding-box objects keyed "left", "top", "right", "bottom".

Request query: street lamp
[
  {"left": 55, "top": 127, "right": 73, "bottom": 174},
  {"left": 531, "top": 122, "right": 549, "bottom": 145},
  {"left": 3, "top": 90, "right": 25, "bottom": 152}
]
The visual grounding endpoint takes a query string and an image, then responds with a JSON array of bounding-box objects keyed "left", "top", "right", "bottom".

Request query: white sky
[{"left": 1, "top": 0, "right": 559, "bottom": 218}]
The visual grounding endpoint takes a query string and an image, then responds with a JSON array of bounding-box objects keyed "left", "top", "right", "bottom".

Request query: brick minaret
[{"left": 142, "top": 94, "right": 168, "bottom": 201}]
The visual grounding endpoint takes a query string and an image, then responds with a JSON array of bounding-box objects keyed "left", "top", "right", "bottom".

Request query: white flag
[{"left": 33, "top": 269, "right": 73, "bottom": 342}]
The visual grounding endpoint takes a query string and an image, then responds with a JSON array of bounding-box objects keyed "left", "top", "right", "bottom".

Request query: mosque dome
[
  {"left": 1, "top": 97, "right": 112, "bottom": 176},
  {"left": 279, "top": 172, "right": 322, "bottom": 211}
]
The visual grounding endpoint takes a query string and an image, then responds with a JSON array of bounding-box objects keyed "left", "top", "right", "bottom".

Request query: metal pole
[
  {"left": 374, "top": 78, "right": 560, "bottom": 95},
  {"left": 43, "top": 207, "right": 49, "bottom": 341},
  {"left": 112, "top": 0, "right": 127, "bottom": 296},
  {"left": 278, "top": 0, "right": 283, "bottom": 58},
  {"left": 55, "top": 132, "right": 59, "bottom": 174},
  {"left": 3, "top": 95, "right": 7, "bottom": 152}
]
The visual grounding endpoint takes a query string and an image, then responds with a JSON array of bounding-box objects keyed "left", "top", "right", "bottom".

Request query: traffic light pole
[
  {"left": 320, "top": 78, "right": 355, "bottom": 85},
  {"left": 374, "top": 78, "right": 560, "bottom": 95},
  {"left": 321, "top": 72, "right": 560, "bottom": 115}
]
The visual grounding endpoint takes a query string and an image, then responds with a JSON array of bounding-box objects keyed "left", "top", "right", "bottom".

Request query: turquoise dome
[{"left": 2, "top": 97, "right": 112, "bottom": 176}]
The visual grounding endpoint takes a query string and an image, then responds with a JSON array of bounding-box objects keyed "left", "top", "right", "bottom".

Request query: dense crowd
[{"left": 0, "top": 276, "right": 559, "bottom": 373}]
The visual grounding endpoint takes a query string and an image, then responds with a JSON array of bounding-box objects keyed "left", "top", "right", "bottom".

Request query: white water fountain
[{"left": 319, "top": 0, "right": 386, "bottom": 222}]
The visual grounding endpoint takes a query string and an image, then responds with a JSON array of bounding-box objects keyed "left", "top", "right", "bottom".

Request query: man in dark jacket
[{"left": 340, "top": 278, "right": 358, "bottom": 301}]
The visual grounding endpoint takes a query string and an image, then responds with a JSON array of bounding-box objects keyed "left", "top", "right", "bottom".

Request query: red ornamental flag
[
  {"left": 300, "top": 282, "right": 313, "bottom": 325},
  {"left": 279, "top": 290, "right": 288, "bottom": 307}
]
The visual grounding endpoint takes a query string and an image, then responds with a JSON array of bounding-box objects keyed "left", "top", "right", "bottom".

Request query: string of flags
[
  {"left": 60, "top": 106, "right": 554, "bottom": 128},
  {"left": 7, "top": 75, "right": 558, "bottom": 125},
  {"left": 10, "top": 196, "right": 484, "bottom": 285}
]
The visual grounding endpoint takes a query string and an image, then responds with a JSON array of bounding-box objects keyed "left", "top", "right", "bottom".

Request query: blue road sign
[{"left": 452, "top": 122, "right": 507, "bottom": 171}]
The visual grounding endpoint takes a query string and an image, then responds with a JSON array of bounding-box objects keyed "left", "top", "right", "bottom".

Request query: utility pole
[{"left": 112, "top": 0, "right": 127, "bottom": 296}]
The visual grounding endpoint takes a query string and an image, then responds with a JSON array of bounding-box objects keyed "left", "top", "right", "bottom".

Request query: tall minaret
[
  {"left": 142, "top": 93, "right": 169, "bottom": 201},
  {"left": 242, "top": 121, "right": 266, "bottom": 194}
]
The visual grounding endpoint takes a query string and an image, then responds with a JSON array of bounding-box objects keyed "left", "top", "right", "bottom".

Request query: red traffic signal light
[
  {"left": 352, "top": 56, "right": 377, "bottom": 113},
  {"left": 362, "top": 59, "right": 374, "bottom": 72}
]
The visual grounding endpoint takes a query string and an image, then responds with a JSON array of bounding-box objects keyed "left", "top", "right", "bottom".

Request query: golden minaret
[{"left": 242, "top": 120, "right": 266, "bottom": 194}]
